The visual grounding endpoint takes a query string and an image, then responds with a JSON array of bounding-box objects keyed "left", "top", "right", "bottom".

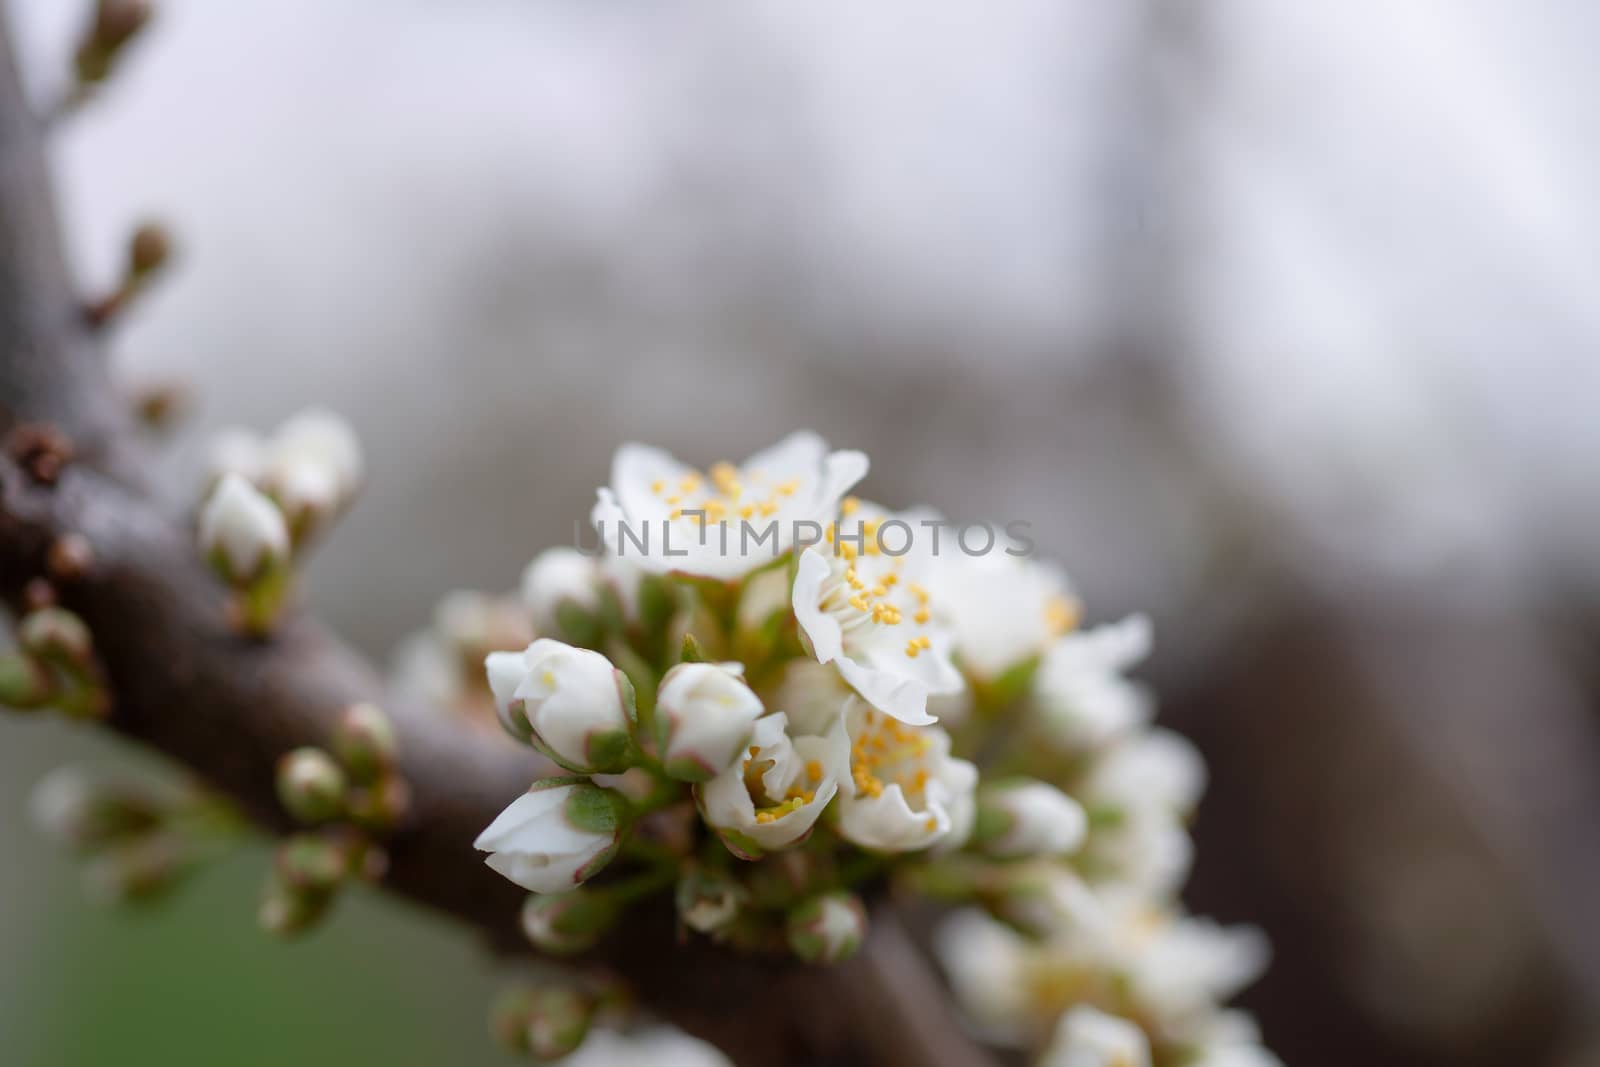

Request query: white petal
[{"left": 792, "top": 548, "right": 845, "bottom": 663}]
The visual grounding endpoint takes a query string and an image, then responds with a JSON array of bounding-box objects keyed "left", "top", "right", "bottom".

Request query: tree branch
[{"left": 0, "top": 14, "right": 994, "bottom": 1067}]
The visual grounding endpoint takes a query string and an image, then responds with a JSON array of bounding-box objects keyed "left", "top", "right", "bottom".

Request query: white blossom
[
  {"left": 561, "top": 1026, "right": 734, "bottom": 1067},
  {"left": 933, "top": 910, "right": 1036, "bottom": 1043},
  {"left": 698, "top": 712, "right": 848, "bottom": 858},
  {"left": 198, "top": 473, "right": 290, "bottom": 583},
  {"left": 1082, "top": 805, "right": 1194, "bottom": 899},
  {"left": 1083, "top": 728, "right": 1207, "bottom": 818},
  {"left": 267, "top": 408, "right": 364, "bottom": 501},
  {"left": 975, "top": 779, "right": 1088, "bottom": 859},
  {"left": 654, "top": 661, "right": 765, "bottom": 781},
  {"left": 1176, "top": 1012, "right": 1285, "bottom": 1067},
  {"left": 765, "top": 658, "right": 853, "bottom": 737},
  {"left": 792, "top": 505, "right": 963, "bottom": 726},
  {"left": 1040, "top": 1007, "right": 1151, "bottom": 1067},
  {"left": 835, "top": 699, "right": 977, "bottom": 852},
  {"left": 485, "top": 640, "right": 636, "bottom": 773},
  {"left": 1033, "top": 615, "right": 1154, "bottom": 750},
  {"left": 521, "top": 547, "right": 603, "bottom": 634},
  {"left": 474, "top": 778, "right": 628, "bottom": 893},
  {"left": 1119, "top": 907, "right": 1271, "bottom": 1027},
  {"left": 931, "top": 552, "right": 1080, "bottom": 680},
  {"left": 591, "top": 432, "right": 868, "bottom": 580},
  {"left": 390, "top": 590, "right": 532, "bottom": 723}
]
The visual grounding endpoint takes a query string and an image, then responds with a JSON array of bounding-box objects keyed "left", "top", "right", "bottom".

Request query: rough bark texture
[{"left": 0, "top": 19, "right": 994, "bottom": 1067}]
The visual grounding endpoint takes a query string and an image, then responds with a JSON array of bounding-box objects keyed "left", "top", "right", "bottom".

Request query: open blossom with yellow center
[
  {"left": 590, "top": 432, "right": 868, "bottom": 580},
  {"left": 792, "top": 506, "right": 964, "bottom": 726},
  {"left": 930, "top": 552, "right": 1082, "bottom": 680},
  {"left": 697, "top": 712, "right": 849, "bottom": 858},
  {"left": 835, "top": 698, "right": 977, "bottom": 852}
]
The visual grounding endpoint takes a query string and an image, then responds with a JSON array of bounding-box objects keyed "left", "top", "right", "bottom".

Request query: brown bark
[{"left": 0, "top": 17, "right": 993, "bottom": 1067}]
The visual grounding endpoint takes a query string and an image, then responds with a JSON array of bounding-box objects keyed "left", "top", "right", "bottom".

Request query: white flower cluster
[
  {"left": 928, "top": 582, "right": 1279, "bottom": 1067},
  {"left": 437, "top": 432, "right": 1274, "bottom": 1065},
  {"left": 197, "top": 409, "right": 365, "bottom": 633}
]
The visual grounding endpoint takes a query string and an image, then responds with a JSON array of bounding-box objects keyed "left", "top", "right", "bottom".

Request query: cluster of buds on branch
[
  {"left": 197, "top": 410, "right": 364, "bottom": 635},
  {"left": 29, "top": 765, "right": 239, "bottom": 904},
  {"left": 380, "top": 432, "right": 1283, "bottom": 1066},
  {"left": 262, "top": 702, "right": 406, "bottom": 936},
  {"left": 0, "top": 602, "right": 110, "bottom": 720}
]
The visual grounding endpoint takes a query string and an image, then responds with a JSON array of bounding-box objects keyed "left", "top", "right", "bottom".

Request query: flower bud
[
  {"left": 275, "top": 747, "right": 346, "bottom": 824},
  {"left": 1042, "top": 1006, "right": 1152, "bottom": 1067},
  {"left": 128, "top": 223, "right": 171, "bottom": 279},
  {"left": 275, "top": 832, "right": 349, "bottom": 893},
  {"left": 973, "top": 779, "right": 1087, "bottom": 859},
  {"left": 475, "top": 778, "right": 630, "bottom": 894},
  {"left": 521, "top": 548, "right": 603, "bottom": 639},
  {"left": 520, "top": 887, "right": 620, "bottom": 954},
  {"left": 29, "top": 767, "right": 162, "bottom": 848},
  {"left": 345, "top": 774, "right": 412, "bottom": 832},
  {"left": 258, "top": 873, "right": 334, "bottom": 937},
  {"left": 75, "top": 0, "right": 153, "bottom": 85},
  {"left": 786, "top": 891, "right": 867, "bottom": 964},
  {"left": 0, "top": 652, "right": 52, "bottom": 710},
  {"left": 274, "top": 409, "right": 363, "bottom": 490},
  {"left": 490, "top": 987, "right": 540, "bottom": 1054},
  {"left": 263, "top": 410, "right": 363, "bottom": 537},
  {"left": 485, "top": 641, "right": 637, "bottom": 773},
  {"left": 17, "top": 606, "right": 95, "bottom": 672},
  {"left": 332, "top": 702, "right": 399, "bottom": 783},
  {"left": 986, "top": 861, "right": 1102, "bottom": 938},
  {"left": 675, "top": 866, "right": 747, "bottom": 935},
  {"left": 84, "top": 833, "right": 186, "bottom": 904},
  {"left": 199, "top": 473, "right": 290, "bottom": 585},
  {"left": 654, "top": 662, "right": 763, "bottom": 782},
  {"left": 523, "top": 986, "right": 596, "bottom": 1062}
]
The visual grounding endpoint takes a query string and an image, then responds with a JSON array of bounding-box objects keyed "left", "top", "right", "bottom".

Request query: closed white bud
[
  {"left": 974, "top": 779, "right": 1087, "bottom": 859},
  {"left": 198, "top": 473, "right": 289, "bottom": 584},
  {"left": 675, "top": 866, "right": 747, "bottom": 935},
  {"left": 520, "top": 548, "right": 603, "bottom": 636},
  {"left": 269, "top": 409, "right": 364, "bottom": 501},
  {"left": 475, "top": 778, "right": 629, "bottom": 893},
  {"left": 520, "top": 888, "right": 621, "bottom": 954},
  {"left": 1041, "top": 1007, "right": 1152, "bottom": 1067},
  {"left": 654, "top": 662, "right": 764, "bottom": 782},
  {"left": 786, "top": 891, "right": 867, "bottom": 964},
  {"left": 274, "top": 747, "right": 347, "bottom": 824},
  {"left": 485, "top": 640, "right": 637, "bottom": 773}
]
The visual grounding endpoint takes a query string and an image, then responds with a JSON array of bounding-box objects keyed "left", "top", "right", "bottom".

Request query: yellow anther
[
  {"left": 666, "top": 494, "right": 682, "bottom": 506},
  {"left": 777, "top": 479, "right": 800, "bottom": 497},
  {"left": 908, "top": 582, "right": 929, "bottom": 603},
  {"left": 924, "top": 816, "right": 938, "bottom": 832},
  {"left": 758, "top": 500, "right": 779, "bottom": 517},
  {"left": 914, "top": 608, "right": 930, "bottom": 624},
  {"left": 651, "top": 479, "right": 666, "bottom": 494},
  {"left": 739, "top": 504, "right": 755, "bottom": 519},
  {"left": 905, "top": 640, "right": 921, "bottom": 658},
  {"left": 881, "top": 573, "right": 898, "bottom": 587},
  {"left": 679, "top": 475, "right": 701, "bottom": 493},
  {"left": 669, "top": 508, "right": 684, "bottom": 520},
  {"left": 1045, "top": 595, "right": 1081, "bottom": 636},
  {"left": 805, "top": 760, "right": 822, "bottom": 780},
  {"left": 840, "top": 496, "right": 860, "bottom": 515}
]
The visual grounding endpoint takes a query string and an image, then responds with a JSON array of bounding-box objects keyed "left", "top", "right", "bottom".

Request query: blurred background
[{"left": 3, "top": 0, "right": 1599, "bottom": 1064}]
